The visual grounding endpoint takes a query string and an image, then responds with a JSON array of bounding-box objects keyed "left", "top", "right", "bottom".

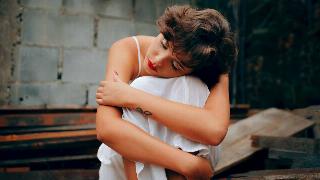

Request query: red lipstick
[{"left": 147, "top": 58, "right": 157, "bottom": 71}]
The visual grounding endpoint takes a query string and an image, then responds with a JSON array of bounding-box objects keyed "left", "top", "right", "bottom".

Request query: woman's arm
[
  {"left": 129, "top": 75, "right": 230, "bottom": 145},
  {"left": 98, "top": 74, "right": 230, "bottom": 146},
  {"left": 96, "top": 38, "right": 212, "bottom": 178},
  {"left": 97, "top": 105, "right": 212, "bottom": 178}
]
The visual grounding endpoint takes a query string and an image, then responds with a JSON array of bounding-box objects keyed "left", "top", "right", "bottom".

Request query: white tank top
[{"left": 132, "top": 36, "right": 142, "bottom": 78}]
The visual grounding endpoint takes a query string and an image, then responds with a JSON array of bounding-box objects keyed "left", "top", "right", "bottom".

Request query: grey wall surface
[{"left": 0, "top": 0, "right": 191, "bottom": 107}]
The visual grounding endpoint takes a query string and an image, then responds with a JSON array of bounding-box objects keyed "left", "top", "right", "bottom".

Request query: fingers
[
  {"left": 99, "top": 81, "right": 107, "bottom": 87},
  {"left": 95, "top": 92, "right": 103, "bottom": 105},
  {"left": 96, "top": 98, "right": 103, "bottom": 105},
  {"left": 96, "top": 87, "right": 103, "bottom": 93},
  {"left": 96, "top": 92, "right": 102, "bottom": 99}
]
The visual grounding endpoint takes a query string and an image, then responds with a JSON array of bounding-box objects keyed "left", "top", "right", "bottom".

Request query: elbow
[
  {"left": 205, "top": 125, "right": 229, "bottom": 146},
  {"left": 96, "top": 131, "right": 104, "bottom": 142},
  {"left": 96, "top": 118, "right": 116, "bottom": 144},
  {"left": 96, "top": 126, "right": 111, "bottom": 143},
  {"left": 95, "top": 106, "right": 123, "bottom": 144},
  {"left": 96, "top": 125, "right": 118, "bottom": 145}
]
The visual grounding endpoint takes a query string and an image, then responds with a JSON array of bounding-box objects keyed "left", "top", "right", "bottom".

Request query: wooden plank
[
  {"left": 0, "top": 124, "right": 95, "bottom": 135},
  {"left": 0, "top": 129, "right": 96, "bottom": 142},
  {"left": 0, "top": 167, "right": 30, "bottom": 173},
  {"left": 231, "top": 168, "right": 320, "bottom": 179},
  {"left": 292, "top": 105, "right": 320, "bottom": 138},
  {"left": 0, "top": 105, "right": 96, "bottom": 113},
  {"left": 267, "top": 149, "right": 320, "bottom": 168},
  {"left": 0, "top": 154, "right": 97, "bottom": 166},
  {"left": 251, "top": 135, "right": 320, "bottom": 154},
  {"left": 268, "top": 149, "right": 320, "bottom": 159},
  {"left": 215, "top": 108, "right": 314, "bottom": 174},
  {"left": 0, "top": 113, "right": 96, "bottom": 127},
  {"left": 0, "top": 169, "right": 98, "bottom": 180},
  {"left": 0, "top": 136, "right": 98, "bottom": 151}
]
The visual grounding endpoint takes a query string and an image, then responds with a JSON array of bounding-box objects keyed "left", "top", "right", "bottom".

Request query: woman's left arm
[{"left": 98, "top": 74, "right": 230, "bottom": 145}]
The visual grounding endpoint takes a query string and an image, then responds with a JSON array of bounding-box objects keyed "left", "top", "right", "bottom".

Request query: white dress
[{"left": 97, "top": 75, "right": 220, "bottom": 180}]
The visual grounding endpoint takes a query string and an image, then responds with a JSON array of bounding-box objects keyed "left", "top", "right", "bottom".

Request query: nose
[
  {"left": 153, "top": 52, "right": 170, "bottom": 67},
  {"left": 153, "top": 58, "right": 163, "bottom": 67}
]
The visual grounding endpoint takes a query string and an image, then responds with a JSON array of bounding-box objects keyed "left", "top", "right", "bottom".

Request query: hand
[
  {"left": 96, "top": 71, "right": 132, "bottom": 107},
  {"left": 184, "top": 156, "right": 213, "bottom": 180}
]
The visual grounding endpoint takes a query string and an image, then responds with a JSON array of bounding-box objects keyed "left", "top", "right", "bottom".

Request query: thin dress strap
[{"left": 132, "top": 36, "right": 141, "bottom": 78}]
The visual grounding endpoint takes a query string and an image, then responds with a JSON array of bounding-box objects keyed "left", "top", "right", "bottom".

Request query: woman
[{"left": 96, "top": 5, "right": 237, "bottom": 180}]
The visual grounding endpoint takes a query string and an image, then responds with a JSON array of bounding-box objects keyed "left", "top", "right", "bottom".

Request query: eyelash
[
  {"left": 161, "top": 38, "right": 180, "bottom": 71},
  {"left": 161, "top": 39, "right": 168, "bottom": 49},
  {"left": 171, "top": 61, "right": 179, "bottom": 71}
]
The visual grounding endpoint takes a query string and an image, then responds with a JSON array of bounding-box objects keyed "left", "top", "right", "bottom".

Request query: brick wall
[{"left": 0, "top": 0, "right": 191, "bottom": 107}]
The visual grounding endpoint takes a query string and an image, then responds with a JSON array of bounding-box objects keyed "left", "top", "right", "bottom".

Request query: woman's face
[{"left": 143, "top": 33, "right": 192, "bottom": 78}]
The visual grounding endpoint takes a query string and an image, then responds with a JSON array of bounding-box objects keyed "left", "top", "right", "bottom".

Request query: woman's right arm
[{"left": 96, "top": 38, "right": 212, "bottom": 178}]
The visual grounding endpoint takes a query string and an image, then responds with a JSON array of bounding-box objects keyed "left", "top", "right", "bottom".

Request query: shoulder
[
  {"left": 108, "top": 36, "right": 154, "bottom": 63},
  {"left": 110, "top": 36, "right": 136, "bottom": 54},
  {"left": 105, "top": 36, "right": 153, "bottom": 82},
  {"left": 110, "top": 35, "right": 153, "bottom": 51},
  {"left": 105, "top": 37, "right": 138, "bottom": 82}
]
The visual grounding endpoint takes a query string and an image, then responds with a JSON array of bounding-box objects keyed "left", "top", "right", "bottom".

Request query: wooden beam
[
  {"left": 0, "top": 106, "right": 96, "bottom": 113},
  {"left": 251, "top": 135, "right": 320, "bottom": 154},
  {"left": 267, "top": 149, "right": 320, "bottom": 168},
  {"left": 0, "top": 154, "right": 97, "bottom": 166},
  {"left": 0, "top": 113, "right": 96, "bottom": 127},
  {"left": 215, "top": 108, "right": 314, "bottom": 175},
  {"left": 268, "top": 149, "right": 320, "bottom": 159},
  {"left": 0, "top": 124, "right": 95, "bottom": 135},
  {"left": 0, "top": 136, "right": 99, "bottom": 151},
  {"left": 0, "top": 129, "right": 96, "bottom": 142},
  {"left": 230, "top": 168, "right": 320, "bottom": 179},
  {"left": 0, "top": 169, "right": 99, "bottom": 180}
]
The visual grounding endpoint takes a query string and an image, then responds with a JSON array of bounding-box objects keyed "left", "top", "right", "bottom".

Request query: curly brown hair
[{"left": 157, "top": 5, "right": 238, "bottom": 88}]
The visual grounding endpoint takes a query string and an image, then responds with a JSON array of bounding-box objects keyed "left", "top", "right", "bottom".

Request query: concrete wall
[{"left": 0, "top": 0, "right": 191, "bottom": 107}]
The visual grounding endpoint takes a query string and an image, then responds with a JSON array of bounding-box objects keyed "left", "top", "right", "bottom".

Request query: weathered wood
[
  {"left": 0, "top": 154, "right": 97, "bottom": 166},
  {"left": 292, "top": 105, "right": 320, "bottom": 120},
  {"left": 268, "top": 149, "right": 320, "bottom": 159},
  {"left": 0, "top": 129, "right": 96, "bottom": 142},
  {"left": 0, "top": 167, "right": 30, "bottom": 173},
  {"left": 292, "top": 105, "right": 320, "bottom": 138},
  {"left": 231, "top": 168, "right": 320, "bottom": 179},
  {"left": 0, "top": 113, "right": 96, "bottom": 127},
  {"left": 0, "top": 106, "right": 96, "bottom": 114},
  {"left": 0, "top": 136, "right": 99, "bottom": 151},
  {"left": 0, "top": 124, "right": 95, "bottom": 135},
  {"left": 215, "top": 108, "right": 314, "bottom": 175},
  {"left": 0, "top": 169, "right": 99, "bottom": 180},
  {"left": 267, "top": 149, "right": 320, "bottom": 168},
  {"left": 251, "top": 135, "right": 320, "bottom": 154}
]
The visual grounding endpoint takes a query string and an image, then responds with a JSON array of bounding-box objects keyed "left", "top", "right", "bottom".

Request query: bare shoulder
[
  {"left": 111, "top": 35, "right": 153, "bottom": 51},
  {"left": 110, "top": 37, "right": 137, "bottom": 55},
  {"left": 105, "top": 36, "right": 155, "bottom": 82},
  {"left": 106, "top": 37, "right": 139, "bottom": 82}
]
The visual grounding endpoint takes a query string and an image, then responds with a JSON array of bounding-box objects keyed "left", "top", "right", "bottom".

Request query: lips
[{"left": 147, "top": 58, "right": 157, "bottom": 71}]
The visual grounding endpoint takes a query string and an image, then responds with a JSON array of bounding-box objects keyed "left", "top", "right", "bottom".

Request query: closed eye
[
  {"left": 171, "top": 61, "right": 182, "bottom": 71},
  {"left": 161, "top": 38, "right": 168, "bottom": 49}
]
